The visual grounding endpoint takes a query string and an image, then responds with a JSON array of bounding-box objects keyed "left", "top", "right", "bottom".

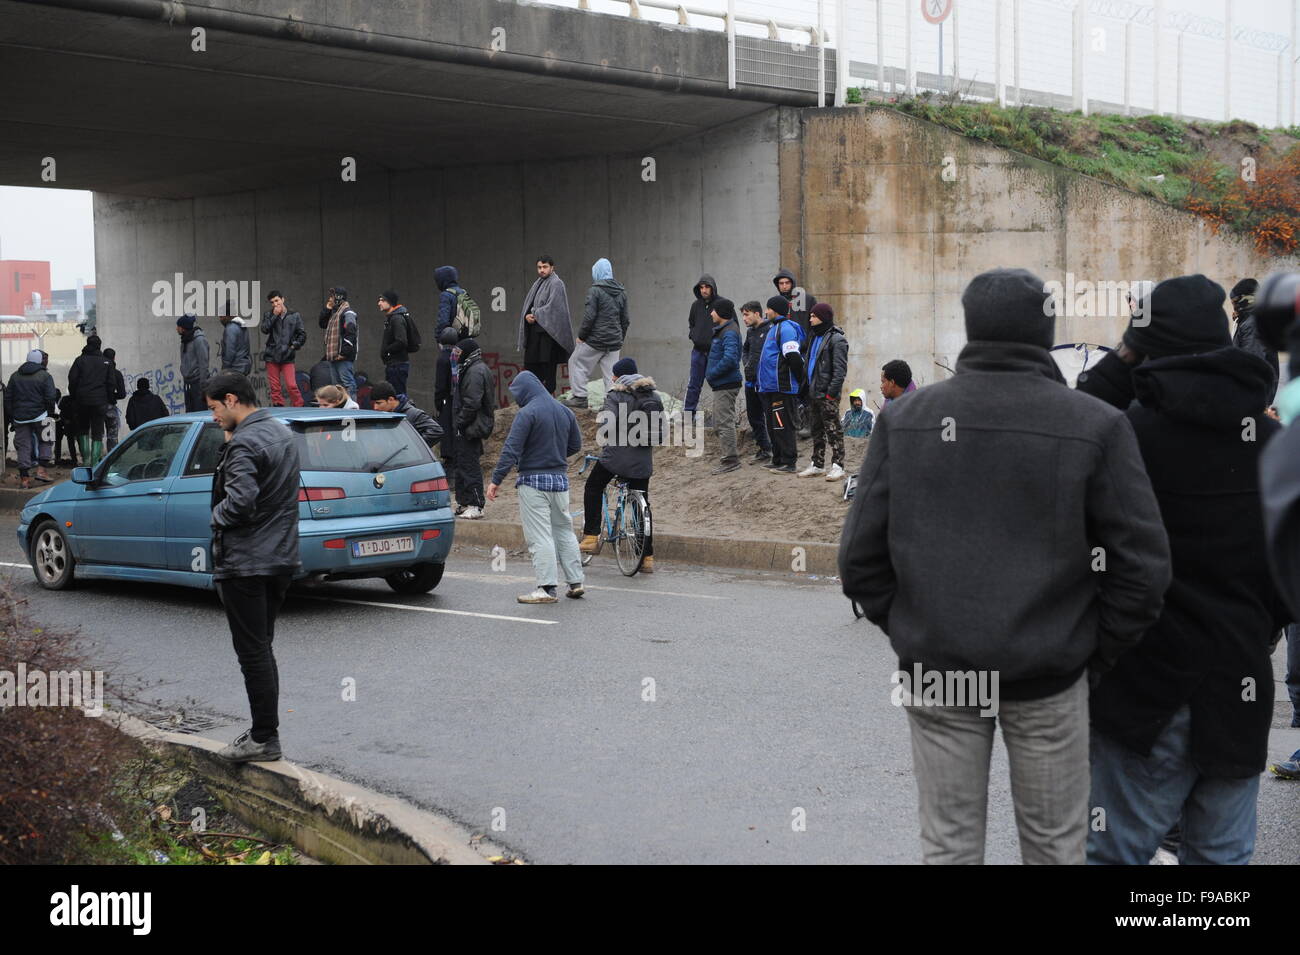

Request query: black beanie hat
[
  {"left": 438, "top": 327, "right": 460, "bottom": 347},
  {"left": 711, "top": 297, "right": 737, "bottom": 322},
  {"left": 1123, "top": 274, "right": 1230, "bottom": 359},
  {"left": 380, "top": 289, "right": 400, "bottom": 307},
  {"left": 136, "top": 378, "right": 151, "bottom": 392},
  {"left": 456, "top": 337, "right": 479, "bottom": 354},
  {"left": 766, "top": 295, "right": 790, "bottom": 316},
  {"left": 612, "top": 357, "right": 638, "bottom": 377},
  {"left": 962, "top": 268, "right": 1055, "bottom": 350},
  {"left": 1230, "top": 278, "right": 1258, "bottom": 301}
]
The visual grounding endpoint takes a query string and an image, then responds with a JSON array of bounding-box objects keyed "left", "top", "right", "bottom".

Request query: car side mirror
[{"left": 71, "top": 467, "right": 94, "bottom": 485}]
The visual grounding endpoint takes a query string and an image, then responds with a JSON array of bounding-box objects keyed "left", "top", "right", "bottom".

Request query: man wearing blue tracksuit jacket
[{"left": 757, "top": 296, "right": 805, "bottom": 473}]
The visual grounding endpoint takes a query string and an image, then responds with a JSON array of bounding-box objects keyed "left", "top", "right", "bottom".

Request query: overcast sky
[{"left": 0, "top": 186, "right": 95, "bottom": 289}]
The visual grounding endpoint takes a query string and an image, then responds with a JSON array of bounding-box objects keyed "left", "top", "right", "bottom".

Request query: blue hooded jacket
[
  {"left": 491, "top": 371, "right": 582, "bottom": 486},
  {"left": 592, "top": 258, "right": 614, "bottom": 282},
  {"left": 436, "top": 265, "right": 462, "bottom": 335}
]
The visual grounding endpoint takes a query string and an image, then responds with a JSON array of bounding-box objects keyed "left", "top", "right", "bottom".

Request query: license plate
[{"left": 351, "top": 536, "right": 414, "bottom": 558}]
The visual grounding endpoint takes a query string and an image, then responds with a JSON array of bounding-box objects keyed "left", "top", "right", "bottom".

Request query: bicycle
[{"left": 577, "top": 454, "right": 652, "bottom": 576}]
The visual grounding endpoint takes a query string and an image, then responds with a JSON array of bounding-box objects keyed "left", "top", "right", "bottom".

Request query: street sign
[{"left": 922, "top": 0, "right": 953, "bottom": 25}]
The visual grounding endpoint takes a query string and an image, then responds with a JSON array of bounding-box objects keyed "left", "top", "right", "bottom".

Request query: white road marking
[
  {"left": 443, "top": 570, "right": 722, "bottom": 600},
  {"left": 295, "top": 594, "right": 558, "bottom": 625},
  {"left": 0, "top": 561, "right": 557, "bottom": 626}
]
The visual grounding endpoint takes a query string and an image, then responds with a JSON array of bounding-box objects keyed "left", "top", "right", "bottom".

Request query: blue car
[{"left": 17, "top": 408, "right": 455, "bottom": 594}]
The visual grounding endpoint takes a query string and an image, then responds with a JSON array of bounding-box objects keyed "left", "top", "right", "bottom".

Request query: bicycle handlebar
[{"left": 578, "top": 453, "right": 599, "bottom": 475}]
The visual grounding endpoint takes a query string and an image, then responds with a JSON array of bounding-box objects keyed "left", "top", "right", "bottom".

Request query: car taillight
[
  {"left": 410, "top": 478, "right": 449, "bottom": 494},
  {"left": 323, "top": 539, "right": 347, "bottom": 549},
  {"left": 421, "top": 529, "right": 441, "bottom": 540},
  {"left": 298, "top": 487, "right": 346, "bottom": 502}
]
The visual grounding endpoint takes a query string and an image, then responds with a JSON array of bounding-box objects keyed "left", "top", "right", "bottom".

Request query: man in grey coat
[
  {"left": 206, "top": 371, "right": 301, "bottom": 763},
  {"left": 839, "top": 268, "right": 1172, "bottom": 865},
  {"left": 219, "top": 301, "right": 253, "bottom": 376},
  {"left": 177, "top": 313, "right": 210, "bottom": 413},
  {"left": 518, "top": 256, "right": 575, "bottom": 396}
]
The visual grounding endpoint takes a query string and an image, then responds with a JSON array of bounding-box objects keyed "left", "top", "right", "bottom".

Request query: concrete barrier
[
  {"left": 451, "top": 519, "right": 841, "bottom": 576},
  {"left": 111, "top": 712, "right": 509, "bottom": 865}
]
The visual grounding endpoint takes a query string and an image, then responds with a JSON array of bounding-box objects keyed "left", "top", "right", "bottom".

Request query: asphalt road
[{"left": 2, "top": 518, "right": 1297, "bottom": 865}]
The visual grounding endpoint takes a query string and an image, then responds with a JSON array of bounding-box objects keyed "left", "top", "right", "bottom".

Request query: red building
[{"left": 0, "top": 260, "right": 52, "bottom": 315}]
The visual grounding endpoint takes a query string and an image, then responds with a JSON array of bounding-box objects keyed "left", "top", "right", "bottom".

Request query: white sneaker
[
  {"left": 797, "top": 464, "right": 826, "bottom": 478},
  {"left": 460, "top": 506, "right": 483, "bottom": 520},
  {"left": 517, "top": 588, "right": 558, "bottom": 604},
  {"left": 825, "top": 464, "right": 845, "bottom": 480}
]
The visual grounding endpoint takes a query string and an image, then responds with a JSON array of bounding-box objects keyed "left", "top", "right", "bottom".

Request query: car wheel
[
  {"left": 30, "top": 519, "right": 75, "bottom": 590},
  {"left": 385, "top": 562, "right": 445, "bottom": 594}
]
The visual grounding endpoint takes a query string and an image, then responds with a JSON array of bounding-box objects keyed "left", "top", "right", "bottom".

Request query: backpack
[
  {"left": 404, "top": 313, "right": 422, "bottom": 353},
  {"left": 453, "top": 288, "right": 481, "bottom": 337}
]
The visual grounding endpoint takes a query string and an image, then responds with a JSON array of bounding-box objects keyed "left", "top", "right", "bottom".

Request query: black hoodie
[
  {"left": 774, "top": 267, "right": 817, "bottom": 336},
  {"left": 67, "top": 343, "right": 115, "bottom": 408},
  {"left": 1089, "top": 346, "right": 1288, "bottom": 777},
  {"left": 688, "top": 274, "right": 719, "bottom": 353}
]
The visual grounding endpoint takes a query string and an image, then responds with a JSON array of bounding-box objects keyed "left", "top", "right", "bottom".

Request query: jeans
[
  {"left": 517, "top": 484, "right": 584, "bottom": 589},
  {"left": 385, "top": 361, "right": 411, "bottom": 397},
  {"left": 710, "top": 385, "right": 740, "bottom": 461},
  {"left": 330, "top": 359, "right": 356, "bottom": 399},
  {"left": 453, "top": 434, "right": 485, "bottom": 509},
  {"left": 582, "top": 460, "right": 653, "bottom": 556},
  {"left": 216, "top": 574, "right": 292, "bottom": 743},
  {"left": 1088, "top": 704, "right": 1259, "bottom": 865},
  {"left": 1287, "top": 623, "right": 1300, "bottom": 718},
  {"left": 744, "top": 386, "right": 770, "bottom": 452},
  {"left": 13, "top": 421, "right": 53, "bottom": 475},
  {"left": 568, "top": 342, "right": 619, "bottom": 399},
  {"left": 684, "top": 349, "right": 708, "bottom": 413},
  {"left": 906, "top": 673, "right": 1090, "bottom": 864},
  {"left": 266, "top": 361, "right": 303, "bottom": 406}
]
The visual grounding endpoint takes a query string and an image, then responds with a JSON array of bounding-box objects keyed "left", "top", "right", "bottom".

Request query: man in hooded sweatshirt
[
  {"left": 126, "top": 377, "right": 169, "bottom": 429},
  {"left": 1076, "top": 274, "right": 1288, "bottom": 865},
  {"left": 798, "top": 303, "right": 849, "bottom": 481},
  {"left": 68, "top": 334, "right": 117, "bottom": 466},
  {"left": 487, "top": 371, "right": 584, "bottom": 604},
  {"left": 378, "top": 289, "right": 414, "bottom": 397},
  {"left": 177, "top": 313, "right": 211, "bottom": 413},
  {"left": 219, "top": 302, "right": 252, "bottom": 376},
  {"left": 518, "top": 257, "right": 574, "bottom": 396},
  {"left": 840, "top": 268, "right": 1171, "bottom": 865},
  {"left": 775, "top": 268, "right": 817, "bottom": 436},
  {"left": 435, "top": 266, "right": 466, "bottom": 337},
  {"left": 685, "top": 275, "right": 719, "bottom": 415},
  {"left": 5, "top": 348, "right": 57, "bottom": 488},
  {"left": 452, "top": 336, "right": 496, "bottom": 519},
  {"left": 567, "top": 257, "right": 629, "bottom": 409}
]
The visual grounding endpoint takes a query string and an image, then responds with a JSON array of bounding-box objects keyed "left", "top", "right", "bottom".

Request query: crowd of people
[{"left": 839, "top": 268, "right": 1300, "bottom": 866}]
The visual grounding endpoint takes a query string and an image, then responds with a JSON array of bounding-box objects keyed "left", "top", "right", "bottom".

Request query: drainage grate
[{"left": 131, "top": 702, "right": 239, "bottom": 736}]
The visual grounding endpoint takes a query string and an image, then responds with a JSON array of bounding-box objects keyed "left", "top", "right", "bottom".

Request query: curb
[
  {"left": 452, "top": 518, "right": 840, "bottom": 576},
  {"left": 110, "top": 712, "right": 510, "bottom": 865}
]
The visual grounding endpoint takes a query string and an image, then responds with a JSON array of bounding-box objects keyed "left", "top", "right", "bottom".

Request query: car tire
[
  {"left": 30, "top": 519, "right": 76, "bottom": 590},
  {"left": 385, "top": 562, "right": 445, "bottom": 594}
]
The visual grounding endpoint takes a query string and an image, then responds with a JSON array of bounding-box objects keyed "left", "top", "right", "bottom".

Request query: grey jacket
[
  {"left": 180, "top": 327, "right": 211, "bottom": 386},
  {"left": 262, "top": 308, "right": 306, "bottom": 364},
  {"left": 579, "top": 281, "right": 630, "bottom": 351},
  {"left": 210, "top": 409, "right": 301, "bottom": 580},
  {"left": 221, "top": 319, "right": 252, "bottom": 375},
  {"left": 839, "top": 341, "right": 1171, "bottom": 693},
  {"left": 455, "top": 350, "right": 496, "bottom": 440}
]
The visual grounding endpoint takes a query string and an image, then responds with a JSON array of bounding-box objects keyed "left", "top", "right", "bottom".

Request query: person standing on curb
[
  {"left": 798, "top": 303, "right": 849, "bottom": 481},
  {"left": 262, "top": 290, "right": 306, "bottom": 407},
  {"left": 487, "top": 371, "right": 584, "bottom": 604},
  {"left": 685, "top": 275, "right": 719, "bottom": 416},
  {"left": 518, "top": 257, "right": 574, "bottom": 396},
  {"left": 566, "top": 257, "right": 628, "bottom": 409},
  {"left": 453, "top": 336, "right": 495, "bottom": 520},
  {"left": 705, "top": 297, "right": 743, "bottom": 474},
  {"left": 840, "top": 268, "right": 1171, "bottom": 865},
  {"left": 319, "top": 286, "right": 359, "bottom": 399},
  {"left": 177, "top": 313, "right": 210, "bottom": 413},
  {"left": 206, "top": 371, "right": 300, "bottom": 763},
  {"left": 101, "top": 347, "right": 128, "bottom": 453}
]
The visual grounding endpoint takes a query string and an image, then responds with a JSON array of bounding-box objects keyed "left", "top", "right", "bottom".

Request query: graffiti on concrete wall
[
  {"left": 483, "top": 353, "right": 569, "bottom": 407},
  {"left": 118, "top": 362, "right": 187, "bottom": 414}
]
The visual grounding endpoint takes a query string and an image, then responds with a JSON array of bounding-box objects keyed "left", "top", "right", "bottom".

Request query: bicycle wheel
[{"left": 613, "top": 489, "right": 649, "bottom": 576}]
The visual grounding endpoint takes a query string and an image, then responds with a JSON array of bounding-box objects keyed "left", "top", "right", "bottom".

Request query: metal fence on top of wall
[{"left": 545, "top": 0, "right": 1300, "bottom": 127}]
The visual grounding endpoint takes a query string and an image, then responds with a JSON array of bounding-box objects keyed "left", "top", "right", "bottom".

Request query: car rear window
[{"left": 291, "top": 418, "right": 433, "bottom": 472}]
